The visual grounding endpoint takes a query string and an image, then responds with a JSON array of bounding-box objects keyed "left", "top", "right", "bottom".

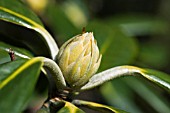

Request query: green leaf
[
  {"left": 72, "top": 100, "right": 128, "bottom": 113},
  {"left": 87, "top": 21, "right": 138, "bottom": 71},
  {"left": 0, "top": 57, "right": 44, "bottom": 113},
  {"left": 100, "top": 77, "right": 170, "bottom": 113},
  {"left": 0, "top": 0, "right": 58, "bottom": 59},
  {"left": 37, "top": 100, "right": 84, "bottom": 113},
  {"left": 81, "top": 66, "right": 170, "bottom": 92},
  {"left": 57, "top": 101, "right": 85, "bottom": 113},
  {"left": 0, "top": 41, "right": 33, "bottom": 64}
]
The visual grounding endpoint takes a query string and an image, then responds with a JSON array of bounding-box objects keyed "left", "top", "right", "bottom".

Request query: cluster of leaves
[{"left": 0, "top": 0, "right": 170, "bottom": 113}]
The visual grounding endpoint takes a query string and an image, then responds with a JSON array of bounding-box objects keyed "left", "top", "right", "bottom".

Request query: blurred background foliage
[{"left": 23, "top": 0, "right": 170, "bottom": 113}]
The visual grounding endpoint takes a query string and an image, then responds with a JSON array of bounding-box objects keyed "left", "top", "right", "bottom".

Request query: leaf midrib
[{"left": 0, "top": 57, "right": 43, "bottom": 89}]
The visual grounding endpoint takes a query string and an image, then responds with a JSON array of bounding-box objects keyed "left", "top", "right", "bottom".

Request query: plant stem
[{"left": 38, "top": 57, "right": 66, "bottom": 91}]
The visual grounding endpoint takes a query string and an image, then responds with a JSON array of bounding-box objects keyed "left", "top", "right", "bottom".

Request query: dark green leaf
[
  {"left": 0, "top": 57, "right": 44, "bottom": 113},
  {"left": 0, "top": 41, "right": 33, "bottom": 64},
  {"left": 0, "top": 0, "right": 58, "bottom": 59},
  {"left": 0, "top": 0, "right": 43, "bottom": 26}
]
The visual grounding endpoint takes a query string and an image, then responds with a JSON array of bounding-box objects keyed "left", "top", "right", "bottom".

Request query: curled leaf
[
  {"left": 81, "top": 66, "right": 170, "bottom": 92},
  {"left": 0, "top": 0, "right": 58, "bottom": 59}
]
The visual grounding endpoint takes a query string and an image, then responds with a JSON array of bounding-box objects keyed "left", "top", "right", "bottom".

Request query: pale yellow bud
[{"left": 56, "top": 32, "right": 102, "bottom": 88}]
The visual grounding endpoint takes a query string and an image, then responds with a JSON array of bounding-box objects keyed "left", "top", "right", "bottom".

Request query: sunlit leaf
[
  {"left": 0, "top": 57, "right": 44, "bottom": 113},
  {"left": 72, "top": 100, "right": 128, "bottom": 113},
  {"left": 57, "top": 101, "right": 85, "bottom": 113}
]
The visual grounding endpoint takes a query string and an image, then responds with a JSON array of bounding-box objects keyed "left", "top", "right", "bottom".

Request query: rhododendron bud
[{"left": 56, "top": 32, "right": 102, "bottom": 89}]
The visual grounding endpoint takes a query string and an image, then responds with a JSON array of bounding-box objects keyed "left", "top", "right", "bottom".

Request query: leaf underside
[{"left": 81, "top": 66, "right": 170, "bottom": 92}]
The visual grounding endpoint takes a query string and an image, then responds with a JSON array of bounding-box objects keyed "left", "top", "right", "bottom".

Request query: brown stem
[
  {"left": 8, "top": 48, "right": 15, "bottom": 61},
  {"left": 82, "top": 27, "right": 86, "bottom": 34}
]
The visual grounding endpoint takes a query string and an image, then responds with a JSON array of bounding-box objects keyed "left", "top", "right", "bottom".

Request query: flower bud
[{"left": 55, "top": 32, "right": 102, "bottom": 88}]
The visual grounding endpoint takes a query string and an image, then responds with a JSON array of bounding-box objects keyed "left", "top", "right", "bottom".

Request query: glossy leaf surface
[
  {"left": 0, "top": 41, "right": 33, "bottom": 64},
  {"left": 0, "top": 0, "right": 58, "bottom": 59},
  {"left": 57, "top": 101, "right": 85, "bottom": 113},
  {"left": 0, "top": 57, "right": 44, "bottom": 113},
  {"left": 73, "top": 100, "right": 128, "bottom": 113}
]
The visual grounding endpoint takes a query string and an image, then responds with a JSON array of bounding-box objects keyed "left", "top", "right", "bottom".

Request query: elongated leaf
[
  {"left": 0, "top": 57, "right": 44, "bottom": 113},
  {"left": 81, "top": 66, "right": 170, "bottom": 91},
  {"left": 57, "top": 101, "right": 85, "bottom": 113},
  {"left": 72, "top": 100, "right": 128, "bottom": 113},
  {"left": 0, "top": 0, "right": 58, "bottom": 59},
  {"left": 0, "top": 41, "right": 33, "bottom": 58}
]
